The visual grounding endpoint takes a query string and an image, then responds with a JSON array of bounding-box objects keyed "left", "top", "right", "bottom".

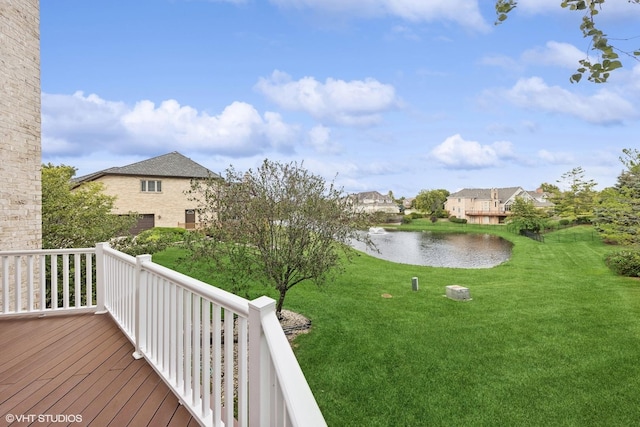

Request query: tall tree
[
  {"left": 594, "top": 149, "right": 640, "bottom": 245},
  {"left": 495, "top": 0, "right": 640, "bottom": 83},
  {"left": 414, "top": 189, "right": 450, "bottom": 217},
  {"left": 42, "top": 164, "right": 137, "bottom": 249},
  {"left": 187, "top": 159, "right": 373, "bottom": 316},
  {"left": 539, "top": 182, "right": 560, "bottom": 194},
  {"left": 506, "top": 197, "right": 548, "bottom": 234},
  {"left": 553, "top": 167, "right": 598, "bottom": 223}
]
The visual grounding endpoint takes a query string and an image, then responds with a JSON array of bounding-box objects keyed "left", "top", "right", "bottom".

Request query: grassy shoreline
[{"left": 154, "top": 222, "right": 640, "bottom": 426}]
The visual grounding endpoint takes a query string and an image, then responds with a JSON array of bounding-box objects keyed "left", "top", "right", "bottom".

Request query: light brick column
[{"left": 0, "top": 0, "right": 42, "bottom": 310}]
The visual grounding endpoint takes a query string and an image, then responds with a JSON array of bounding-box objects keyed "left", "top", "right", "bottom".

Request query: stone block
[{"left": 446, "top": 285, "right": 471, "bottom": 301}]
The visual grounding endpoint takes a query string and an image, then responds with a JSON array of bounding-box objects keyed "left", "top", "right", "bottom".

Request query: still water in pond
[{"left": 351, "top": 230, "right": 512, "bottom": 268}]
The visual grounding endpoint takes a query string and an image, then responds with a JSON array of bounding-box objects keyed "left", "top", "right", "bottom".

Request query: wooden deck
[{"left": 0, "top": 313, "right": 198, "bottom": 426}]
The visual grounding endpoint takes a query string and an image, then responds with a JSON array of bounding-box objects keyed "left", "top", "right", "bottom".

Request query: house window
[{"left": 141, "top": 180, "right": 162, "bottom": 193}]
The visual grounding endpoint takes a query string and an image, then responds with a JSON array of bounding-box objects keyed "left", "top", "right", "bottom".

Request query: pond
[{"left": 350, "top": 230, "right": 513, "bottom": 268}]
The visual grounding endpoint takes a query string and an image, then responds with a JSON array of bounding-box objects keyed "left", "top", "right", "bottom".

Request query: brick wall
[
  {"left": 95, "top": 175, "right": 198, "bottom": 228},
  {"left": 0, "top": 0, "right": 42, "bottom": 250}
]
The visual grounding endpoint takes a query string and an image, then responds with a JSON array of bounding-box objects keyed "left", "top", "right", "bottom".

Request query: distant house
[
  {"left": 445, "top": 187, "right": 551, "bottom": 225},
  {"left": 527, "top": 189, "right": 555, "bottom": 210},
  {"left": 403, "top": 197, "right": 415, "bottom": 210},
  {"left": 74, "top": 152, "right": 221, "bottom": 233},
  {"left": 349, "top": 191, "right": 400, "bottom": 214}
]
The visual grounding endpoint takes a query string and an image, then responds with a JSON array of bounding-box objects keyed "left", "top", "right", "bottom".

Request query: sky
[{"left": 40, "top": 0, "right": 640, "bottom": 198}]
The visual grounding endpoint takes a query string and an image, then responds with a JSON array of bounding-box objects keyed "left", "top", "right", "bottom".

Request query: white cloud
[
  {"left": 502, "top": 77, "right": 637, "bottom": 124},
  {"left": 307, "top": 125, "right": 342, "bottom": 154},
  {"left": 479, "top": 54, "right": 522, "bottom": 71},
  {"left": 302, "top": 156, "right": 395, "bottom": 188},
  {"left": 41, "top": 91, "right": 127, "bottom": 155},
  {"left": 263, "top": 111, "right": 300, "bottom": 152},
  {"left": 42, "top": 92, "right": 300, "bottom": 158},
  {"left": 537, "top": 149, "right": 574, "bottom": 165},
  {"left": 482, "top": 42, "right": 588, "bottom": 73},
  {"left": 521, "top": 120, "right": 540, "bottom": 133},
  {"left": 624, "top": 63, "right": 640, "bottom": 92},
  {"left": 268, "top": 0, "right": 489, "bottom": 31},
  {"left": 521, "top": 41, "right": 587, "bottom": 69},
  {"left": 255, "top": 70, "right": 400, "bottom": 126},
  {"left": 430, "top": 134, "right": 515, "bottom": 169},
  {"left": 511, "top": 0, "right": 565, "bottom": 15}
]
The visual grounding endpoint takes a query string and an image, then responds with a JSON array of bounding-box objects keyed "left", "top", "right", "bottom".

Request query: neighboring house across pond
[
  {"left": 527, "top": 189, "right": 555, "bottom": 210},
  {"left": 445, "top": 187, "right": 552, "bottom": 225},
  {"left": 349, "top": 191, "right": 400, "bottom": 214},
  {"left": 74, "top": 152, "right": 221, "bottom": 233}
]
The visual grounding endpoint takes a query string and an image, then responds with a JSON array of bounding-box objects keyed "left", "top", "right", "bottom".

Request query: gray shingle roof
[
  {"left": 349, "top": 191, "right": 394, "bottom": 203},
  {"left": 448, "top": 187, "right": 523, "bottom": 201},
  {"left": 74, "top": 152, "right": 221, "bottom": 182}
]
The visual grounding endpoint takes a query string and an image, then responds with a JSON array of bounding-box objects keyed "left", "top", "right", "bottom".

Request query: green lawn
[{"left": 154, "top": 223, "right": 640, "bottom": 426}]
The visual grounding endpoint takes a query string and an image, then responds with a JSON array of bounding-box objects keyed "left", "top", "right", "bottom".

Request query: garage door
[{"left": 131, "top": 214, "right": 155, "bottom": 235}]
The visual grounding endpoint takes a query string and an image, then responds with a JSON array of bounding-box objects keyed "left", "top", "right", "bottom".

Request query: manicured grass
[{"left": 153, "top": 223, "right": 640, "bottom": 426}]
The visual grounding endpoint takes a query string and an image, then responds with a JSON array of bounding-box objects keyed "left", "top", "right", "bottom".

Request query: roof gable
[{"left": 75, "top": 152, "right": 220, "bottom": 183}]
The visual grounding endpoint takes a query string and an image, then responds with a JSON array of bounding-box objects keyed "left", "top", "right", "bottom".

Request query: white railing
[
  {"left": 0, "top": 248, "right": 97, "bottom": 316},
  {"left": 0, "top": 243, "right": 326, "bottom": 427}
]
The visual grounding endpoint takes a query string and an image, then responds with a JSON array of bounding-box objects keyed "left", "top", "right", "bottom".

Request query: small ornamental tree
[{"left": 187, "top": 159, "right": 374, "bottom": 317}]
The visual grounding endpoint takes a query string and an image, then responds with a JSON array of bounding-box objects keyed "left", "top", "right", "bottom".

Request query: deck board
[{"left": 0, "top": 313, "right": 196, "bottom": 426}]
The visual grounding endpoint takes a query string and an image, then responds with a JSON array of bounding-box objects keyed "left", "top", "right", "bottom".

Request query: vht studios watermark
[{"left": 5, "top": 413, "right": 83, "bottom": 424}]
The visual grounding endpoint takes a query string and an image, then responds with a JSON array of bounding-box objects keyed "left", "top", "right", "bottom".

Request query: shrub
[
  {"left": 371, "top": 211, "right": 402, "bottom": 224},
  {"left": 114, "top": 227, "right": 188, "bottom": 256},
  {"left": 559, "top": 219, "right": 571, "bottom": 226},
  {"left": 605, "top": 250, "right": 640, "bottom": 277},
  {"left": 137, "top": 227, "right": 186, "bottom": 243},
  {"left": 575, "top": 216, "right": 592, "bottom": 225},
  {"left": 449, "top": 216, "right": 467, "bottom": 224}
]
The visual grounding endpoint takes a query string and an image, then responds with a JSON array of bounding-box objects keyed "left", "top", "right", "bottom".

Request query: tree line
[{"left": 506, "top": 149, "right": 640, "bottom": 276}]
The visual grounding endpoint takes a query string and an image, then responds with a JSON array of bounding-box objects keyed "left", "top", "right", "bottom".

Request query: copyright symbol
[{"left": 5, "top": 414, "right": 15, "bottom": 423}]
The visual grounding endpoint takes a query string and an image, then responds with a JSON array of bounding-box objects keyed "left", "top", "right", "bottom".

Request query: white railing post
[
  {"left": 95, "top": 243, "right": 108, "bottom": 314},
  {"left": 2, "top": 256, "right": 9, "bottom": 313},
  {"left": 248, "top": 296, "right": 277, "bottom": 427},
  {"left": 133, "top": 254, "right": 152, "bottom": 359},
  {"left": 14, "top": 256, "right": 21, "bottom": 312}
]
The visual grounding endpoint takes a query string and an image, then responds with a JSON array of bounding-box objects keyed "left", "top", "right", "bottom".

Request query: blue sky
[{"left": 40, "top": 0, "right": 640, "bottom": 198}]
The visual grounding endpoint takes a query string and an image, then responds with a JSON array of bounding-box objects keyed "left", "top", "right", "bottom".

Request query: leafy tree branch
[{"left": 496, "top": 0, "right": 640, "bottom": 83}]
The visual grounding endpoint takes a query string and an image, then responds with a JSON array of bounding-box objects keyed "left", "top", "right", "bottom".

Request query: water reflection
[{"left": 351, "top": 230, "right": 512, "bottom": 268}]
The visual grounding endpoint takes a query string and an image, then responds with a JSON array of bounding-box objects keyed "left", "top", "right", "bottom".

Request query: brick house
[
  {"left": 74, "top": 152, "right": 221, "bottom": 233},
  {"left": 349, "top": 191, "right": 400, "bottom": 214},
  {"left": 445, "top": 187, "right": 551, "bottom": 225}
]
